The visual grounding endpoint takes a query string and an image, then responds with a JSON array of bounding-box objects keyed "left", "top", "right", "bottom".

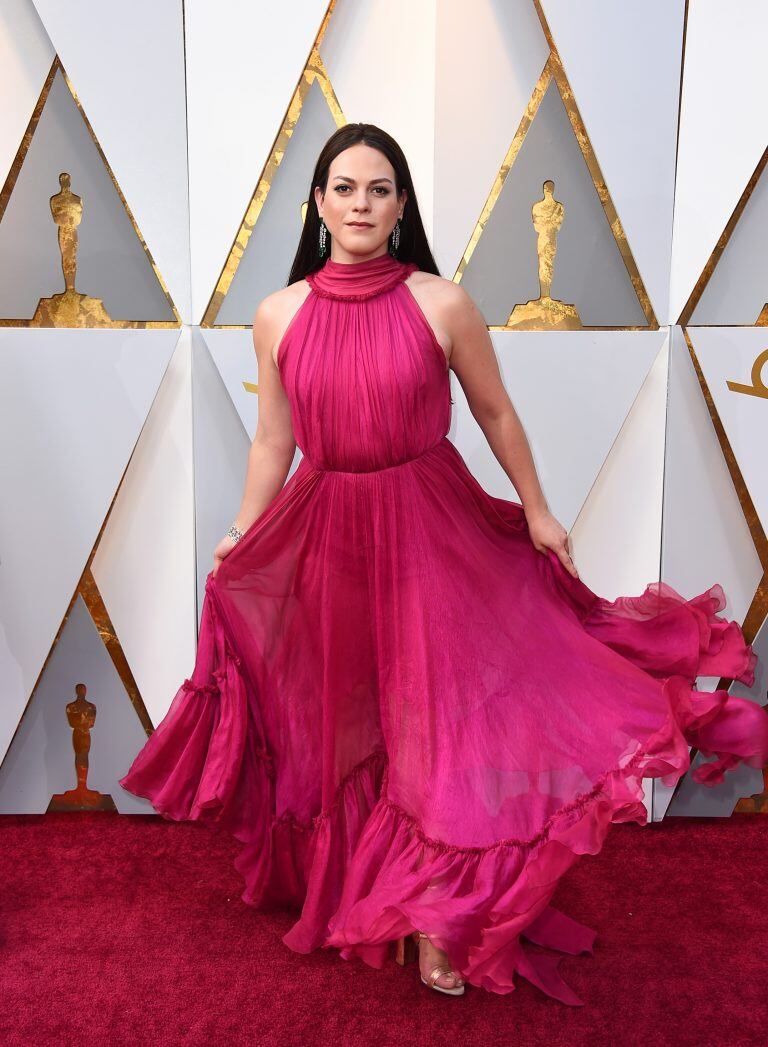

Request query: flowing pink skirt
[{"left": 120, "top": 436, "right": 767, "bottom": 1005}]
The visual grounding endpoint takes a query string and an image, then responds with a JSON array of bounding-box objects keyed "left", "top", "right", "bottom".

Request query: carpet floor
[{"left": 1, "top": 811, "right": 766, "bottom": 1046}]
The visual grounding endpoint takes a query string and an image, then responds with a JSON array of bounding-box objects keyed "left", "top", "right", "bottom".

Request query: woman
[{"left": 120, "top": 123, "right": 768, "bottom": 1005}]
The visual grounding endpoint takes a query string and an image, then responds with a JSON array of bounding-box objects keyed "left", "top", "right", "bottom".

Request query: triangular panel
[
  {"left": 456, "top": 57, "right": 655, "bottom": 329},
  {"left": 0, "top": 60, "right": 178, "bottom": 326},
  {"left": 0, "top": 327, "right": 178, "bottom": 763},
  {"left": 0, "top": 595, "right": 152, "bottom": 815},
  {"left": 91, "top": 331, "right": 196, "bottom": 728},
  {"left": 450, "top": 330, "right": 665, "bottom": 530}
]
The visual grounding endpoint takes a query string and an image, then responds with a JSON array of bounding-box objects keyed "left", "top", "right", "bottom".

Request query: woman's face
[{"left": 314, "top": 143, "right": 407, "bottom": 262}]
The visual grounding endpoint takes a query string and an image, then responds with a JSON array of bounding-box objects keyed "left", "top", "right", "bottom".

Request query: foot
[{"left": 415, "top": 932, "right": 465, "bottom": 991}]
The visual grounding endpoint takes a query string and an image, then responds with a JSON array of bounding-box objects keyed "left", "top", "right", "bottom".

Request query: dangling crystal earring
[
  {"left": 318, "top": 217, "right": 328, "bottom": 258},
  {"left": 389, "top": 218, "right": 401, "bottom": 256}
]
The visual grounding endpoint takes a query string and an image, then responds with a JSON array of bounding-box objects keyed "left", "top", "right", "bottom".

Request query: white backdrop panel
[
  {"left": 670, "top": 0, "right": 768, "bottom": 322},
  {"left": 185, "top": 0, "right": 329, "bottom": 322},
  {"left": 541, "top": 0, "right": 684, "bottom": 324},
  {"left": 0, "top": 0, "right": 54, "bottom": 184},
  {"left": 570, "top": 337, "right": 668, "bottom": 602},
  {"left": 690, "top": 327, "right": 768, "bottom": 541},
  {"left": 0, "top": 328, "right": 179, "bottom": 763},
  {"left": 661, "top": 329, "right": 762, "bottom": 625},
  {"left": 33, "top": 0, "right": 192, "bottom": 320},
  {"left": 91, "top": 329, "right": 196, "bottom": 729},
  {"left": 450, "top": 330, "right": 665, "bottom": 533},
  {"left": 434, "top": 0, "right": 549, "bottom": 276},
  {"left": 0, "top": 595, "right": 154, "bottom": 815},
  {"left": 320, "top": 0, "right": 437, "bottom": 242}
]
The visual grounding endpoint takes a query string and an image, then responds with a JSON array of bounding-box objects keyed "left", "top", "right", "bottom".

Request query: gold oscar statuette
[
  {"left": 47, "top": 682, "right": 116, "bottom": 812},
  {"left": 31, "top": 172, "right": 113, "bottom": 328},
  {"left": 508, "top": 179, "right": 582, "bottom": 331}
]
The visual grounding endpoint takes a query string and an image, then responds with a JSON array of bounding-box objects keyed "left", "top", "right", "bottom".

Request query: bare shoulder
[
  {"left": 404, "top": 270, "right": 479, "bottom": 361},
  {"left": 406, "top": 269, "right": 475, "bottom": 314},
  {"left": 252, "top": 278, "right": 312, "bottom": 367},
  {"left": 253, "top": 278, "right": 310, "bottom": 327}
]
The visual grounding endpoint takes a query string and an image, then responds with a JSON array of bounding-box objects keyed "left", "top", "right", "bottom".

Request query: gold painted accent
[
  {"left": 507, "top": 179, "right": 582, "bottom": 330},
  {"left": 665, "top": 328, "right": 768, "bottom": 813},
  {"left": 677, "top": 145, "right": 768, "bottom": 326},
  {"left": 455, "top": 2, "right": 657, "bottom": 331},
  {"left": 201, "top": 1, "right": 343, "bottom": 328},
  {"left": 0, "top": 56, "right": 180, "bottom": 329},
  {"left": 725, "top": 347, "right": 768, "bottom": 399},
  {"left": 243, "top": 381, "right": 259, "bottom": 394},
  {"left": 47, "top": 683, "right": 117, "bottom": 812},
  {"left": 79, "top": 567, "right": 153, "bottom": 735},
  {"left": 30, "top": 171, "right": 113, "bottom": 327},
  {"left": 454, "top": 58, "right": 547, "bottom": 286}
]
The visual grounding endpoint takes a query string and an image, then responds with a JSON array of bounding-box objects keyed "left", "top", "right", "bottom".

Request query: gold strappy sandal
[{"left": 412, "top": 931, "right": 465, "bottom": 996}]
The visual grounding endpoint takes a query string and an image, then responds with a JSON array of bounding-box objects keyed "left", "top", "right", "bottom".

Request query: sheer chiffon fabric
[{"left": 120, "top": 251, "right": 768, "bottom": 1006}]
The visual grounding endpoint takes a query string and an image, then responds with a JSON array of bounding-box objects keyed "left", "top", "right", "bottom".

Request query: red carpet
[{"left": 1, "top": 811, "right": 765, "bottom": 1046}]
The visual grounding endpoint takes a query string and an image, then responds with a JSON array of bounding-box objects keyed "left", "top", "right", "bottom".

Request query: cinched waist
[{"left": 308, "top": 437, "right": 447, "bottom": 475}]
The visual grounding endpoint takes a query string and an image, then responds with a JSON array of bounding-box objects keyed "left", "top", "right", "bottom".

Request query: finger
[{"left": 559, "top": 547, "right": 579, "bottom": 578}]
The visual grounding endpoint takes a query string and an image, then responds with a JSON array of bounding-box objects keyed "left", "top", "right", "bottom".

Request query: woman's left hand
[{"left": 525, "top": 508, "right": 579, "bottom": 579}]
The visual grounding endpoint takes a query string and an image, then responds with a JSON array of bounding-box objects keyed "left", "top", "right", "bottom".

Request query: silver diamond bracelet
[{"left": 226, "top": 524, "right": 244, "bottom": 544}]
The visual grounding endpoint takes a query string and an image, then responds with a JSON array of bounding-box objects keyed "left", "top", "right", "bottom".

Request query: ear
[
  {"left": 314, "top": 184, "right": 324, "bottom": 216},
  {"left": 399, "top": 187, "right": 408, "bottom": 219}
]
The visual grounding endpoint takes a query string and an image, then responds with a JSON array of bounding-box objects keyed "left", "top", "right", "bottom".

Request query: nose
[{"left": 352, "top": 189, "right": 371, "bottom": 212}]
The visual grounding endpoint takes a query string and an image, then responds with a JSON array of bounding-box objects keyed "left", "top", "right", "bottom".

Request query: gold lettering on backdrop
[
  {"left": 507, "top": 180, "right": 582, "bottom": 331},
  {"left": 726, "top": 348, "right": 768, "bottom": 400},
  {"left": 47, "top": 683, "right": 116, "bottom": 811},
  {"left": 31, "top": 172, "right": 112, "bottom": 328}
]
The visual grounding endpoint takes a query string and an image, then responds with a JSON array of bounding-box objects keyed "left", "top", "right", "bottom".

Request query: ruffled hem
[
  {"left": 118, "top": 578, "right": 281, "bottom": 907},
  {"left": 119, "top": 570, "right": 768, "bottom": 1007}
]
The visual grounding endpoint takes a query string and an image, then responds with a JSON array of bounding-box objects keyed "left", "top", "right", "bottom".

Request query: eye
[{"left": 333, "top": 185, "right": 390, "bottom": 194}]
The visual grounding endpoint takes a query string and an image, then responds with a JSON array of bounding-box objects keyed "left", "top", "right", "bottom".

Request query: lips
[{"left": 347, "top": 222, "right": 373, "bottom": 227}]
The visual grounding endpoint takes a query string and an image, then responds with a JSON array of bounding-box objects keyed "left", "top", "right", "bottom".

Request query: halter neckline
[{"left": 306, "top": 252, "right": 417, "bottom": 301}]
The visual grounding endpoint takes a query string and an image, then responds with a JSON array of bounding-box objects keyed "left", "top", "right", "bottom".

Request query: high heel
[{"left": 411, "top": 931, "right": 465, "bottom": 996}]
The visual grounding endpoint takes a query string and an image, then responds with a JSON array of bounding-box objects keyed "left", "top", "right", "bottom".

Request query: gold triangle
[
  {"left": 0, "top": 56, "right": 180, "bottom": 328},
  {"left": 202, "top": 1, "right": 344, "bottom": 329},
  {"left": 455, "top": 1, "right": 657, "bottom": 331},
  {"left": 678, "top": 145, "right": 768, "bottom": 326}
]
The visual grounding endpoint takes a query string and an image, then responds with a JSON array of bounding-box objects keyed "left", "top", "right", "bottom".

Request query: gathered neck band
[{"left": 305, "top": 252, "right": 417, "bottom": 301}]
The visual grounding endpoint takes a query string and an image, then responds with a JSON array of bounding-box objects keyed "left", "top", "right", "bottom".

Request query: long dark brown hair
[{"left": 287, "top": 123, "right": 440, "bottom": 285}]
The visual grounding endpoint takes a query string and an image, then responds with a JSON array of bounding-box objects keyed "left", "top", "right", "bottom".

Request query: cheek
[
  {"left": 326, "top": 193, "right": 348, "bottom": 215},
  {"left": 372, "top": 196, "right": 397, "bottom": 220}
]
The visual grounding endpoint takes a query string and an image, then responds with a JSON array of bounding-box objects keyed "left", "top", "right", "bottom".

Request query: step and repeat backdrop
[{"left": 0, "top": 0, "right": 765, "bottom": 820}]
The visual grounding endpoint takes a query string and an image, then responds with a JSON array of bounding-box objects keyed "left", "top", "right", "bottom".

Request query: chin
[{"left": 338, "top": 237, "right": 387, "bottom": 255}]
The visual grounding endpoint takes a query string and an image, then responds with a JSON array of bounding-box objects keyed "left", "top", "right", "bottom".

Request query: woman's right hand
[{"left": 212, "top": 533, "right": 239, "bottom": 578}]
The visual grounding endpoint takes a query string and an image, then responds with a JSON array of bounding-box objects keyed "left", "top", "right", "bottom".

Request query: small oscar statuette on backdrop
[
  {"left": 31, "top": 172, "right": 112, "bottom": 328},
  {"left": 507, "top": 179, "right": 582, "bottom": 331},
  {"left": 47, "top": 683, "right": 116, "bottom": 812}
]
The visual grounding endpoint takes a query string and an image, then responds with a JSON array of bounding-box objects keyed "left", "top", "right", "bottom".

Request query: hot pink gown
[{"left": 120, "top": 251, "right": 768, "bottom": 1005}]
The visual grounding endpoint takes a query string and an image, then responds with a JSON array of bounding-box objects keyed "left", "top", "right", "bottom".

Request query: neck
[{"left": 327, "top": 247, "right": 391, "bottom": 265}]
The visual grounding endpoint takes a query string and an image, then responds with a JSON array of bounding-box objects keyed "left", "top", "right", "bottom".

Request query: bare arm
[
  {"left": 443, "top": 283, "right": 579, "bottom": 579},
  {"left": 212, "top": 294, "right": 297, "bottom": 575}
]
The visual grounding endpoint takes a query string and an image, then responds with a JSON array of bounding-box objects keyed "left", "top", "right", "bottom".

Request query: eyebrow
[{"left": 332, "top": 176, "right": 394, "bottom": 186}]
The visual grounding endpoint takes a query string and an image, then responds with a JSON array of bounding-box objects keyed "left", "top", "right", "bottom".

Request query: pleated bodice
[{"left": 277, "top": 252, "right": 451, "bottom": 474}]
